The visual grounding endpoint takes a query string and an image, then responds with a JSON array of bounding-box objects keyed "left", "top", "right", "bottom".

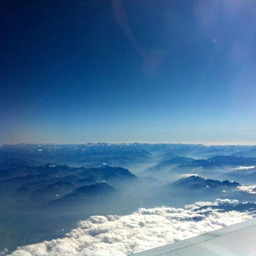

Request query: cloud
[
  {"left": 234, "top": 166, "right": 256, "bottom": 170},
  {"left": 10, "top": 199, "right": 255, "bottom": 256},
  {"left": 181, "top": 173, "right": 200, "bottom": 178},
  {"left": 237, "top": 185, "right": 256, "bottom": 194}
]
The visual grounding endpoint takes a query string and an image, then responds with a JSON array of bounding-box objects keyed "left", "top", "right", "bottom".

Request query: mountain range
[{"left": 1, "top": 143, "right": 256, "bottom": 253}]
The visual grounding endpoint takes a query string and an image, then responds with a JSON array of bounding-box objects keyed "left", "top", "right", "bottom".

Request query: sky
[{"left": 1, "top": 0, "right": 256, "bottom": 144}]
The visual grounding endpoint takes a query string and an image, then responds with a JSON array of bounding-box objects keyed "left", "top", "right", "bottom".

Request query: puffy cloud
[
  {"left": 181, "top": 174, "right": 200, "bottom": 178},
  {"left": 237, "top": 185, "right": 256, "bottom": 194},
  {"left": 10, "top": 199, "right": 255, "bottom": 256}
]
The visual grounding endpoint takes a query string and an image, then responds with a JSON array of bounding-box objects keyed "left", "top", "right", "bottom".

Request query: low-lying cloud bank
[
  {"left": 237, "top": 185, "right": 256, "bottom": 194},
  {"left": 9, "top": 199, "right": 256, "bottom": 256}
]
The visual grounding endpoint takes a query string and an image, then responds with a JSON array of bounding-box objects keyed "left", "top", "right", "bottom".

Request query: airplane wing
[{"left": 131, "top": 218, "right": 256, "bottom": 256}]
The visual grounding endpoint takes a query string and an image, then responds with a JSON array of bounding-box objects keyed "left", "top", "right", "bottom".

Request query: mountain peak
[{"left": 172, "top": 175, "right": 240, "bottom": 189}]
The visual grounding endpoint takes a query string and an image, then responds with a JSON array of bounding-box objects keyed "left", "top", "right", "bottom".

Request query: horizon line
[{"left": 1, "top": 141, "right": 256, "bottom": 147}]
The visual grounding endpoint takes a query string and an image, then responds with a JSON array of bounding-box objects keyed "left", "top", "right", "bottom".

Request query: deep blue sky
[{"left": 1, "top": 0, "right": 256, "bottom": 144}]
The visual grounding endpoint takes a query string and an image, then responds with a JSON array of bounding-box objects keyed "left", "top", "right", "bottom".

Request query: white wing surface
[{"left": 131, "top": 218, "right": 256, "bottom": 256}]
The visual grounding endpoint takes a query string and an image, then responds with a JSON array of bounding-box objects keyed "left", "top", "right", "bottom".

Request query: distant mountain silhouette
[
  {"left": 82, "top": 165, "right": 138, "bottom": 186},
  {"left": 222, "top": 168, "right": 256, "bottom": 185},
  {"left": 155, "top": 176, "right": 242, "bottom": 207},
  {"left": 172, "top": 175, "right": 240, "bottom": 190},
  {"left": 180, "top": 156, "right": 256, "bottom": 168},
  {"left": 56, "top": 182, "right": 117, "bottom": 201},
  {"left": 145, "top": 156, "right": 194, "bottom": 175},
  {"left": 160, "top": 156, "right": 194, "bottom": 165},
  {"left": 46, "top": 182, "right": 136, "bottom": 216}
]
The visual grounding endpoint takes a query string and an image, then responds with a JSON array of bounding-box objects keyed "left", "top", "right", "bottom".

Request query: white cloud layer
[
  {"left": 237, "top": 185, "right": 256, "bottom": 194},
  {"left": 181, "top": 173, "right": 200, "bottom": 178},
  {"left": 234, "top": 166, "right": 256, "bottom": 170},
  {"left": 9, "top": 199, "right": 255, "bottom": 256}
]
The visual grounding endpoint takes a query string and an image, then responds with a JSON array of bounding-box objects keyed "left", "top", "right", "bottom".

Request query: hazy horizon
[{"left": 2, "top": 141, "right": 256, "bottom": 147}]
